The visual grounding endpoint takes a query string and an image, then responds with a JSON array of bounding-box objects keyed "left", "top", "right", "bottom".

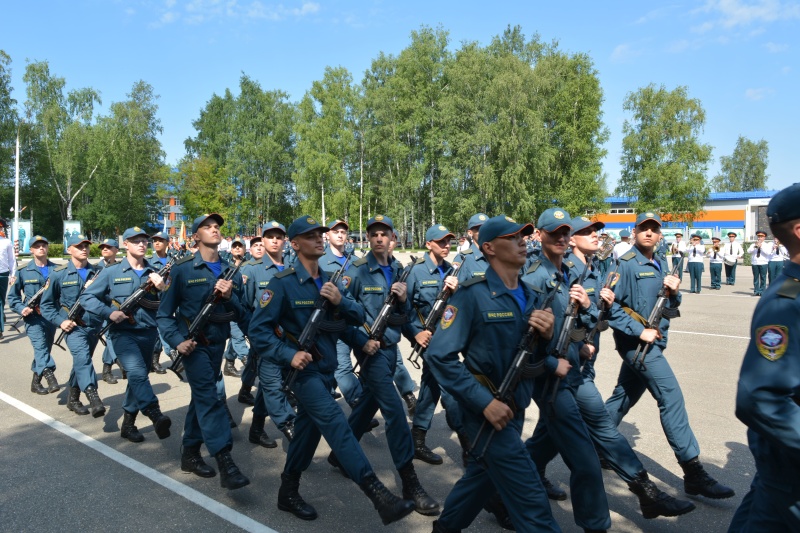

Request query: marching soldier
[
  {"left": 426, "top": 214, "right": 560, "bottom": 532},
  {"left": 605, "top": 212, "right": 735, "bottom": 501},
  {"left": 248, "top": 215, "right": 416, "bottom": 525},
  {"left": 156, "top": 213, "right": 250, "bottom": 490},
  {"left": 7, "top": 235, "right": 60, "bottom": 395},
  {"left": 40, "top": 234, "right": 105, "bottom": 417},
  {"left": 98, "top": 238, "right": 124, "bottom": 384},
  {"left": 150, "top": 231, "right": 171, "bottom": 374},
  {"left": 82, "top": 227, "right": 171, "bottom": 443}
]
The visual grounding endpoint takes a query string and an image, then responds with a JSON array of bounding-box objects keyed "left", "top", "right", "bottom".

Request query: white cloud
[
  {"left": 147, "top": 0, "right": 320, "bottom": 26},
  {"left": 764, "top": 41, "right": 788, "bottom": 51},
  {"left": 699, "top": 0, "right": 800, "bottom": 29},
  {"left": 635, "top": 5, "right": 680, "bottom": 24},
  {"left": 610, "top": 43, "right": 643, "bottom": 63},
  {"left": 744, "top": 87, "right": 774, "bottom": 100},
  {"left": 782, "top": 65, "right": 792, "bottom": 73}
]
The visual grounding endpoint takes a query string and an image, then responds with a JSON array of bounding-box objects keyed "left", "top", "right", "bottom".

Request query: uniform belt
[
  {"left": 621, "top": 306, "right": 648, "bottom": 326},
  {"left": 468, "top": 366, "right": 518, "bottom": 413}
]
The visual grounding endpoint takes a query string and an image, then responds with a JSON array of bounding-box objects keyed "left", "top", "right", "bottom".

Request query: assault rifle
[
  {"left": 282, "top": 251, "right": 353, "bottom": 394},
  {"left": 631, "top": 252, "right": 683, "bottom": 370},
  {"left": 169, "top": 260, "right": 242, "bottom": 381},
  {"left": 470, "top": 281, "right": 560, "bottom": 462},
  {"left": 8, "top": 282, "right": 49, "bottom": 333},
  {"left": 54, "top": 270, "right": 105, "bottom": 350},
  {"left": 95, "top": 256, "right": 176, "bottom": 340}
]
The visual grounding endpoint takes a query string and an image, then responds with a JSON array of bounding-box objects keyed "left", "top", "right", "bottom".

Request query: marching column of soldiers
[{"left": 6, "top": 181, "right": 800, "bottom": 532}]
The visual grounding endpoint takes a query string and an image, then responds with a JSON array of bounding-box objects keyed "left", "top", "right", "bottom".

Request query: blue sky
[{"left": 4, "top": 0, "right": 799, "bottom": 192}]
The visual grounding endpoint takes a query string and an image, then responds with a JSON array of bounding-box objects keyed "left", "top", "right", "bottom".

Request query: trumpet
[{"left": 713, "top": 244, "right": 720, "bottom": 252}]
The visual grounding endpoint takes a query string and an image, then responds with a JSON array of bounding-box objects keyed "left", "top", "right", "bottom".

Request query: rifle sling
[{"left": 468, "top": 367, "right": 518, "bottom": 413}]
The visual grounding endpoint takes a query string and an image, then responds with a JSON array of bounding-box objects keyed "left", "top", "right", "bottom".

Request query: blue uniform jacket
[
  {"left": 8, "top": 259, "right": 56, "bottom": 317},
  {"left": 156, "top": 253, "right": 248, "bottom": 349},
  {"left": 607, "top": 246, "right": 681, "bottom": 350},
  {"left": 40, "top": 261, "right": 104, "bottom": 329},
  {"left": 347, "top": 252, "right": 411, "bottom": 349},
  {"left": 403, "top": 253, "right": 452, "bottom": 342},
  {"left": 80, "top": 258, "right": 161, "bottom": 330},
  {"left": 248, "top": 260, "right": 364, "bottom": 373},
  {"left": 241, "top": 255, "right": 284, "bottom": 312},
  {"left": 456, "top": 242, "right": 488, "bottom": 281},
  {"left": 736, "top": 261, "right": 800, "bottom": 484},
  {"left": 522, "top": 255, "right": 598, "bottom": 390},
  {"left": 319, "top": 247, "right": 351, "bottom": 277},
  {"left": 425, "top": 266, "right": 546, "bottom": 416}
]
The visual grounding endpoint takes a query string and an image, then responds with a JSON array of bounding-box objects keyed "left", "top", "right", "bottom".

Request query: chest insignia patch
[
  {"left": 756, "top": 325, "right": 787, "bottom": 361},
  {"left": 342, "top": 275, "right": 351, "bottom": 289},
  {"left": 242, "top": 274, "right": 248, "bottom": 285},
  {"left": 260, "top": 289, "right": 274, "bottom": 308},
  {"left": 163, "top": 275, "right": 172, "bottom": 291},
  {"left": 441, "top": 305, "right": 457, "bottom": 329}
]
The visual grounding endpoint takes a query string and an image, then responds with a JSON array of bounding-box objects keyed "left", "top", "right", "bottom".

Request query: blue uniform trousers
[
  {"left": 101, "top": 330, "right": 117, "bottom": 365},
  {"left": 605, "top": 344, "right": 700, "bottom": 462},
  {"left": 254, "top": 352, "right": 295, "bottom": 431},
  {"left": 752, "top": 264, "right": 767, "bottom": 295},
  {"left": 767, "top": 261, "right": 785, "bottom": 286},
  {"left": 26, "top": 315, "right": 57, "bottom": 374},
  {"left": 284, "top": 369, "right": 371, "bottom": 483},
  {"left": 688, "top": 262, "right": 703, "bottom": 293},
  {"left": 0, "top": 274, "right": 8, "bottom": 331},
  {"left": 349, "top": 346, "right": 414, "bottom": 469},
  {"left": 710, "top": 263, "right": 722, "bottom": 289},
  {"left": 672, "top": 256, "right": 685, "bottom": 282},
  {"left": 412, "top": 357, "right": 457, "bottom": 432},
  {"left": 725, "top": 262, "right": 738, "bottom": 285},
  {"left": 439, "top": 413, "right": 560, "bottom": 533},
  {"left": 728, "top": 473, "right": 800, "bottom": 532},
  {"left": 334, "top": 339, "right": 363, "bottom": 407},
  {"left": 224, "top": 322, "right": 248, "bottom": 361},
  {"left": 241, "top": 346, "right": 257, "bottom": 389},
  {"left": 527, "top": 387, "right": 611, "bottom": 531},
  {"left": 66, "top": 327, "right": 101, "bottom": 390},
  {"left": 111, "top": 329, "right": 159, "bottom": 413},
  {"left": 182, "top": 343, "right": 232, "bottom": 456},
  {"left": 392, "top": 345, "right": 415, "bottom": 396}
]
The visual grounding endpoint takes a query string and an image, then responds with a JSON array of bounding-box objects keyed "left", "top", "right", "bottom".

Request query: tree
[
  {"left": 617, "top": 84, "right": 712, "bottom": 222},
  {"left": 172, "top": 155, "right": 236, "bottom": 233},
  {"left": 712, "top": 136, "right": 769, "bottom": 192},
  {"left": 0, "top": 50, "right": 18, "bottom": 200}
]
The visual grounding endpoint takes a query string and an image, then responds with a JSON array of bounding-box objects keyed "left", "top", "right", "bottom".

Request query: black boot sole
[
  {"left": 278, "top": 502, "right": 318, "bottom": 520},
  {"left": 642, "top": 501, "right": 696, "bottom": 519},
  {"left": 414, "top": 451, "right": 444, "bottom": 465},
  {"left": 412, "top": 503, "right": 440, "bottom": 516},
  {"left": 181, "top": 464, "right": 216, "bottom": 478},
  {"left": 221, "top": 475, "right": 250, "bottom": 490},
  {"left": 154, "top": 418, "right": 172, "bottom": 439},
  {"left": 685, "top": 486, "right": 735, "bottom": 499},
  {"left": 121, "top": 431, "right": 145, "bottom": 443},
  {"left": 32, "top": 387, "right": 49, "bottom": 395},
  {"left": 379, "top": 501, "right": 415, "bottom": 525},
  {"left": 68, "top": 404, "right": 90, "bottom": 415}
]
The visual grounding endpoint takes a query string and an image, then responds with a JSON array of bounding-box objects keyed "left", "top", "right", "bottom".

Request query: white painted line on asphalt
[
  {"left": 0, "top": 391, "right": 278, "bottom": 533},
  {"left": 671, "top": 330, "right": 750, "bottom": 340}
]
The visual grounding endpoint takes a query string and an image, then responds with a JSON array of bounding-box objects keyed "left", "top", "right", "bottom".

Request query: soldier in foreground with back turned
[
  {"left": 605, "top": 212, "right": 735, "bottom": 501},
  {"left": 426, "top": 215, "right": 560, "bottom": 533},
  {"left": 728, "top": 183, "right": 800, "bottom": 532},
  {"left": 248, "top": 215, "right": 415, "bottom": 525},
  {"left": 156, "top": 213, "right": 251, "bottom": 490},
  {"left": 82, "top": 227, "right": 171, "bottom": 443},
  {"left": 7, "top": 235, "right": 60, "bottom": 395}
]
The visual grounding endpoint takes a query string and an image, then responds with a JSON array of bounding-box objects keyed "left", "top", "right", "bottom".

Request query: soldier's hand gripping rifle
[
  {"left": 8, "top": 282, "right": 49, "bottom": 333},
  {"left": 631, "top": 252, "right": 682, "bottom": 370},
  {"left": 54, "top": 270, "right": 104, "bottom": 350},
  {"left": 470, "top": 282, "right": 560, "bottom": 462},
  {"left": 352, "top": 257, "right": 416, "bottom": 374},
  {"left": 282, "top": 252, "right": 353, "bottom": 394},
  {"left": 95, "top": 256, "right": 176, "bottom": 341},
  {"left": 169, "top": 260, "right": 242, "bottom": 381}
]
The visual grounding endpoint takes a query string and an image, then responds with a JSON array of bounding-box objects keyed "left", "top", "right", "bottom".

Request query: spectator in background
[{"left": 0, "top": 218, "right": 18, "bottom": 339}]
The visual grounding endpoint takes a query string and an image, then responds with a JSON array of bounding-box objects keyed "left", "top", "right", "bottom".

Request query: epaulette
[
  {"left": 54, "top": 264, "right": 69, "bottom": 272},
  {"left": 20, "top": 260, "right": 33, "bottom": 269},
  {"left": 620, "top": 250, "right": 636, "bottom": 261},
  {"left": 525, "top": 260, "right": 542, "bottom": 275},
  {"left": 352, "top": 257, "right": 368, "bottom": 267},
  {"left": 777, "top": 277, "right": 800, "bottom": 299},
  {"left": 414, "top": 256, "right": 426, "bottom": 265},
  {"left": 175, "top": 254, "right": 195, "bottom": 266},
  {"left": 274, "top": 267, "right": 296, "bottom": 279},
  {"left": 461, "top": 249, "right": 474, "bottom": 255},
  {"left": 564, "top": 259, "right": 575, "bottom": 269},
  {"left": 462, "top": 275, "right": 487, "bottom": 288}
]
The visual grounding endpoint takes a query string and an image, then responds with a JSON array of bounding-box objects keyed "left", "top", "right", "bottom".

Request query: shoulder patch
[
  {"left": 259, "top": 289, "right": 274, "bottom": 308},
  {"left": 777, "top": 278, "right": 800, "bottom": 300},
  {"left": 756, "top": 325, "right": 788, "bottom": 361},
  {"left": 175, "top": 254, "right": 195, "bottom": 266},
  {"left": 462, "top": 275, "right": 488, "bottom": 288},
  {"left": 440, "top": 305, "right": 457, "bottom": 329},
  {"left": 54, "top": 264, "right": 69, "bottom": 272},
  {"left": 352, "top": 257, "right": 368, "bottom": 267},
  {"left": 525, "top": 260, "right": 542, "bottom": 274},
  {"left": 620, "top": 250, "right": 636, "bottom": 261},
  {"left": 274, "top": 267, "right": 296, "bottom": 279}
]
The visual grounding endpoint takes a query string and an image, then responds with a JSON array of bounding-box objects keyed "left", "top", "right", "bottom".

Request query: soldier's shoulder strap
[
  {"left": 525, "top": 259, "right": 542, "bottom": 275},
  {"left": 274, "top": 267, "right": 296, "bottom": 279},
  {"left": 620, "top": 250, "right": 636, "bottom": 261},
  {"left": 462, "top": 275, "right": 487, "bottom": 288},
  {"left": 777, "top": 277, "right": 800, "bottom": 299},
  {"left": 564, "top": 259, "right": 575, "bottom": 268},
  {"left": 352, "top": 257, "right": 368, "bottom": 267},
  {"left": 54, "top": 264, "right": 69, "bottom": 272},
  {"left": 175, "top": 253, "right": 195, "bottom": 266}
]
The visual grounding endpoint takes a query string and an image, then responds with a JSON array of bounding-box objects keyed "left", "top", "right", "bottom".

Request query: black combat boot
[
  {"left": 399, "top": 462, "right": 440, "bottom": 516},
  {"left": 248, "top": 415, "right": 277, "bottom": 448},
  {"left": 181, "top": 445, "right": 216, "bottom": 478},
  {"left": 281, "top": 419, "right": 295, "bottom": 442},
  {"left": 483, "top": 491, "right": 514, "bottom": 530},
  {"left": 223, "top": 360, "right": 241, "bottom": 377},
  {"left": 142, "top": 402, "right": 172, "bottom": 439},
  {"left": 31, "top": 372, "right": 49, "bottom": 395},
  {"left": 67, "top": 386, "right": 89, "bottom": 415},
  {"left": 412, "top": 427, "right": 443, "bottom": 465},
  {"left": 628, "top": 471, "right": 696, "bottom": 519},
  {"left": 42, "top": 368, "right": 60, "bottom": 393},
  {"left": 277, "top": 471, "right": 317, "bottom": 520},
  {"left": 403, "top": 392, "right": 417, "bottom": 417},
  {"left": 359, "top": 472, "right": 415, "bottom": 525},
  {"left": 151, "top": 352, "right": 167, "bottom": 374},
  {"left": 84, "top": 385, "right": 106, "bottom": 418},
  {"left": 365, "top": 418, "right": 380, "bottom": 433},
  {"left": 214, "top": 447, "right": 250, "bottom": 490},
  {"left": 680, "top": 457, "right": 735, "bottom": 499},
  {"left": 102, "top": 363, "right": 118, "bottom": 384},
  {"left": 432, "top": 520, "right": 462, "bottom": 533},
  {"left": 120, "top": 410, "right": 145, "bottom": 443},
  {"left": 539, "top": 470, "right": 567, "bottom": 501},
  {"left": 237, "top": 384, "right": 255, "bottom": 405}
]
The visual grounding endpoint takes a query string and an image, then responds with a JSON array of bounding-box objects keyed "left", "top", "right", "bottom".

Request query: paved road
[{"left": 0, "top": 257, "right": 760, "bottom": 532}]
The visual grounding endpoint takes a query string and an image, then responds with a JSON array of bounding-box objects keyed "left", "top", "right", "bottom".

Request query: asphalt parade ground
[{"left": 0, "top": 256, "right": 760, "bottom": 532}]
